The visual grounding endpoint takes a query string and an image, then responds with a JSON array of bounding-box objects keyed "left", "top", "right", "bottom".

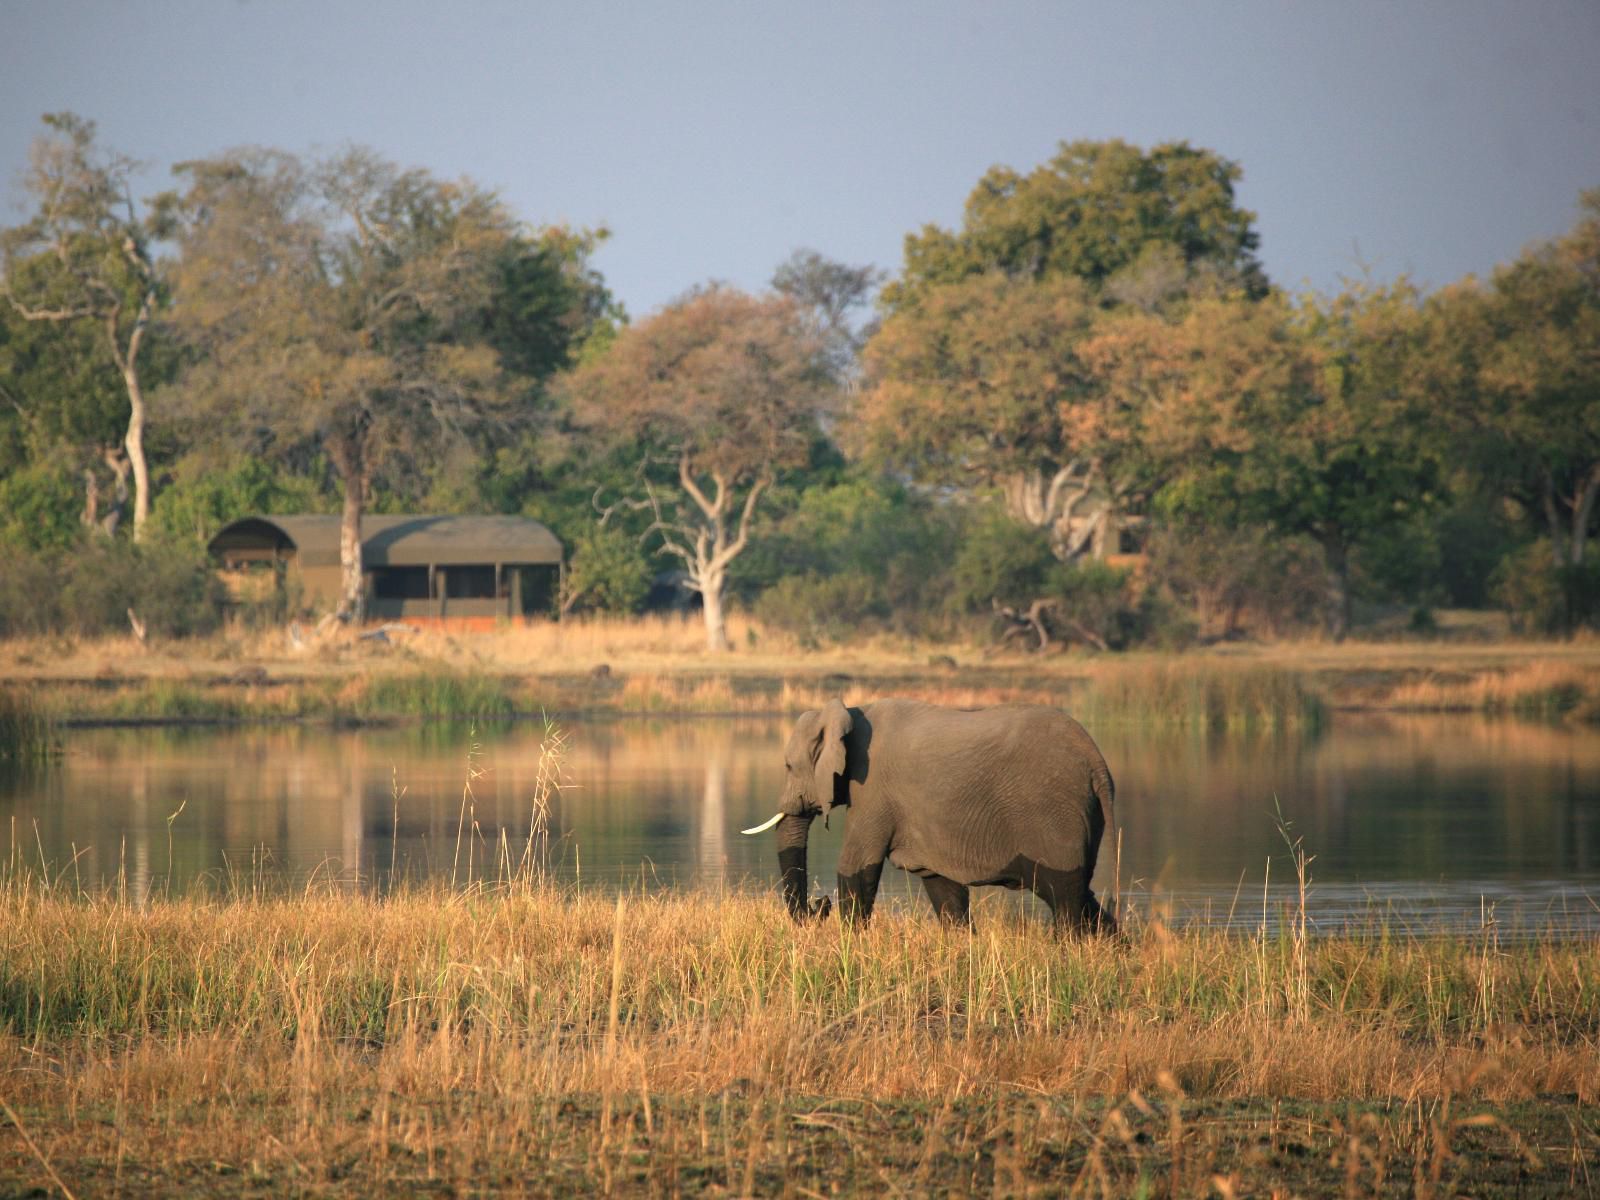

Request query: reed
[
  {"left": 1076, "top": 659, "right": 1327, "bottom": 731},
  {"left": 342, "top": 669, "right": 521, "bottom": 720},
  {"left": 0, "top": 688, "right": 53, "bottom": 765}
]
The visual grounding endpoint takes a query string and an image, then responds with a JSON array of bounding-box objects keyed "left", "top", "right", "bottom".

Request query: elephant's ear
[{"left": 814, "top": 698, "right": 853, "bottom": 803}]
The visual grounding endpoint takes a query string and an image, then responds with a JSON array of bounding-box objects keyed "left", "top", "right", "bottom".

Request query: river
[{"left": 4, "top": 713, "right": 1598, "bottom": 935}]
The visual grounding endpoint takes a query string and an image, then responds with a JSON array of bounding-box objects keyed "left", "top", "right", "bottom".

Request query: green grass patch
[
  {"left": 0, "top": 687, "right": 55, "bottom": 764},
  {"left": 1079, "top": 662, "right": 1327, "bottom": 731},
  {"left": 345, "top": 669, "right": 521, "bottom": 719}
]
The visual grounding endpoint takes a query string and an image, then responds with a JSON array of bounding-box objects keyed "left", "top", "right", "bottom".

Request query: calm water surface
[{"left": 4, "top": 713, "right": 1598, "bottom": 934}]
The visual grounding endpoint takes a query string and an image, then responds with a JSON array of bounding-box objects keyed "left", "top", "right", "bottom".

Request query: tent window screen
[
  {"left": 372, "top": 566, "right": 430, "bottom": 599},
  {"left": 444, "top": 566, "right": 498, "bottom": 599}
]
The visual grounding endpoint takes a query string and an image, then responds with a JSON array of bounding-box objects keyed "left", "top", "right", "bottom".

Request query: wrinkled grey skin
[{"left": 771, "top": 698, "right": 1116, "bottom": 931}]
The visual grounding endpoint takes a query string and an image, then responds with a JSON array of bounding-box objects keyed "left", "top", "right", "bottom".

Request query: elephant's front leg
[
  {"left": 836, "top": 859, "right": 884, "bottom": 924},
  {"left": 835, "top": 818, "right": 892, "bottom": 924}
]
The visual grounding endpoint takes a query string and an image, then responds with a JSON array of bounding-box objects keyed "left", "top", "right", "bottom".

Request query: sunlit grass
[
  {"left": 1, "top": 880, "right": 1595, "bottom": 1094},
  {"left": 1385, "top": 660, "right": 1600, "bottom": 720}
]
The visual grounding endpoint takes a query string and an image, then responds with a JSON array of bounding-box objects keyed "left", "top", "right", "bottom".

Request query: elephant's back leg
[
  {"left": 1020, "top": 860, "right": 1104, "bottom": 935},
  {"left": 920, "top": 874, "right": 971, "bottom": 926}
]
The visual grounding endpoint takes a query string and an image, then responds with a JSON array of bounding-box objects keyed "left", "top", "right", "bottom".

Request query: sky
[{"left": 3, "top": 1, "right": 1598, "bottom": 319}]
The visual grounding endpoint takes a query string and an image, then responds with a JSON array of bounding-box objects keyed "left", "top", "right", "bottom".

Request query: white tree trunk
[
  {"left": 1571, "top": 463, "right": 1600, "bottom": 567},
  {"left": 997, "top": 461, "right": 1109, "bottom": 561},
  {"left": 123, "top": 364, "right": 150, "bottom": 542},
  {"left": 699, "top": 565, "right": 730, "bottom": 652},
  {"left": 338, "top": 471, "right": 365, "bottom": 621}
]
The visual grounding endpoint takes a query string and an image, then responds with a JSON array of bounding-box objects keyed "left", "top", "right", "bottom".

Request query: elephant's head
[{"left": 742, "top": 698, "right": 852, "bottom": 920}]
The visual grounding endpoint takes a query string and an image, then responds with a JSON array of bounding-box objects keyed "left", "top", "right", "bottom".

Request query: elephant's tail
[{"left": 1091, "top": 762, "right": 1116, "bottom": 843}]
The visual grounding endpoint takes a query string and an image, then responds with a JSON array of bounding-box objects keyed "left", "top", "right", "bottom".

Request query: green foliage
[
  {"left": 1350, "top": 515, "right": 1445, "bottom": 607},
  {"left": 1, "top": 114, "right": 171, "bottom": 539},
  {"left": 563, "top": 523, "right": 652, "bottom": 615},
  {"left": 0, "top": 536, "right": 226, "bottom": 638},
  {"left": 1054, "top": 558, "right": 1139, "bottom": 648},
  {"left": 483, "top": 225, "right": 623, "bottom": 382},
  {"left": 945, "top": 509, "right": 1145, "bottom": 649},
  {"left": 948, "top": 510, "right": 1059, "bottom": 614},
  {"left": 150, "top": 458, "right": 331, "bottom": 544},
  {"left": 4, "top": 115, "right": 1597, "bottom": 643},
  {"left": 1427, "top": 192, "right": 1600, "bottom": 573},
  {"left": 0, "top": 266, "right": 127, "bottom": 463},
  {"left": 0, "top": 459, "right": 81, "bottom": 552},
  {"left": 1429, "top": 492, "right": 1525, "bottom": 608},
  {"left": 753, "top": 572, "right": 889, "bottom": 646},
  {"left": 884, "top": 138, "right": 1266, "bottom": 309},
  {"left": 744, "top": 476, "right": 962, "bottom": 643}
]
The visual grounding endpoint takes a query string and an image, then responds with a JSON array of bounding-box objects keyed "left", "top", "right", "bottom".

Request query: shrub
[
  {"left": 753, "top": 570, "right": 888, "bottom": 646},
  {"left": 56, "top": 536, "right": 227, "bottom": 638},
  {"left": 0, "top": 460, "right": 81, "bottom": 552},
  {"left": 948, "top": 510, "right": 1057, "bottom": 615},
  {"left": 0, "top": 547, "right": 60, "bottom": 636},
  {"left": 1492, "top": 541, "right": 1600, "bottom": 634},
  {"left": 1146, "top": 522, "right": 1325, "bottom": 639},
  {"left": 561, "top": 523, "right": 652, "bottom": 615}
]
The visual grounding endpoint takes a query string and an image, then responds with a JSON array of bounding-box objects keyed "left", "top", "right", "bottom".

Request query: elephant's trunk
[{"left": 776, "top": 812, "right": 815, "bottom": 920}]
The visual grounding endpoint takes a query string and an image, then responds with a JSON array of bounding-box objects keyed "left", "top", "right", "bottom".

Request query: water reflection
[{"left": 2, "top": 714, "right": 1597, "bottom": 932}]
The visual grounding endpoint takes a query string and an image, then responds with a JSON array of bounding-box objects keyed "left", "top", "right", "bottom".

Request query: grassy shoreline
[
  {"left": 6, "top": 642, "right": 1600, "bottom": 733},
  {"left": 5, "top": 620, "right": 1600, "bottom": 732},
  {"left": 0, "top": 885, "right": 1595, "bottom": 1195}
]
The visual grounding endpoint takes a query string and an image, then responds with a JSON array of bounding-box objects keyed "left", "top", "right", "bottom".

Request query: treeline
[{"left": 1, "top": 119, "right": 1596, "bottom": 649}]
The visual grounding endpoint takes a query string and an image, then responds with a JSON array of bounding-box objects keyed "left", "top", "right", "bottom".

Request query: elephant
[{"left": 742, "top": 698, "right": 1116, "bottom": 931}]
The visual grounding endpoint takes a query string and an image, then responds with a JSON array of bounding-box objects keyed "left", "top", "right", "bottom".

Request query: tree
[
  {"left": 1, "top": 114, "right": 170, "bottom": 540},
  {"left": 862, "top": 139, "right": 1269, "bottom": 561},
  {"left": 1143, "top": 285, "right": 1440, "bottom": 640},
  {"left": 0, "top": 263, "right": 138, "bottom": 534},
  {"left": 560, "top": 286, "right": 833, "bottom": 651},
  {"left": 882, "top": 138, "right": 1265, "bottom": 312},
  {"left": 168, "top": 147, "right": 576, "bottom": 619},
  {"left": 1433, "top": 191, "right": 1600, "bottom": 571},
  {"left": 861, "top": 272, "right": 1131, "bottom": 557},
  {"left": 771, "top": 248, "right": 882, "bottom": 384}
]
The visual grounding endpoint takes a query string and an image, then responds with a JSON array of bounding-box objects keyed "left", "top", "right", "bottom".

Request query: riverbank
[
  {"left": 0, "top": 884, "right": 1595, "bottom": 1195},
  {"left": 4, "top": 619, "right": 1600, "bottom": 729}
]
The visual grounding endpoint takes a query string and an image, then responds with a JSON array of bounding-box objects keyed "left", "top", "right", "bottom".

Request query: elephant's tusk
[{"left": 740, "top": 812, "right": 784, "bottom": 835}]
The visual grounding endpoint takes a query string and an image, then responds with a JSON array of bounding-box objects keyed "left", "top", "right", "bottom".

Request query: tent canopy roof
[{"left": 209, "top": 514, "right": 564, "bottom": 568}]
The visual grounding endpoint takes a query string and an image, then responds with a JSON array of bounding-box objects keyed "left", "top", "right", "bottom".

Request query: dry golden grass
[
  {"left": 2, "top": 885, "right": 1595, "bottom": 1100},
  {"left": 1383, "top": 660, "right": 1600, "bottom": 719},
  {"left": 0, "top": 884, "right": 1595, "bottom": 1195}
]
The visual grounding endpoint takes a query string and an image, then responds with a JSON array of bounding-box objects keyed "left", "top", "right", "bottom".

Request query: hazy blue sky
[{"left": 4, "top": 1, "right": 1597, "bottom": 317}]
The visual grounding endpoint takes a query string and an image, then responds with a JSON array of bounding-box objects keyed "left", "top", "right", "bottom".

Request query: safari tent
[{"left": 208, "top": 514, "right": 563, "bottom": 622}]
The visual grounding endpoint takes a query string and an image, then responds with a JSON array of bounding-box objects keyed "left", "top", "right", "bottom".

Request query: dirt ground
[{"left": 3, "top": 1091, "right": 1595, "bottom": 1198}]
